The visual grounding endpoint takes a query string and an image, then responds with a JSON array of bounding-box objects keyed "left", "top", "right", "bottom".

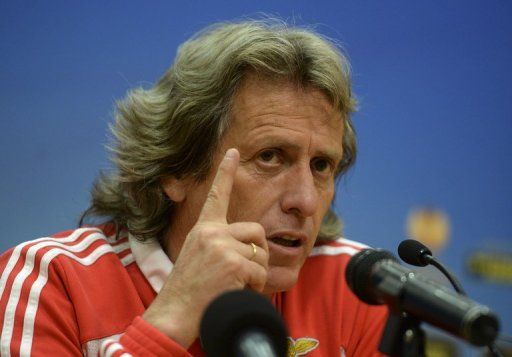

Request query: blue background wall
[{"left": 1, "top": 1, "right": 510, "bottom": 355}]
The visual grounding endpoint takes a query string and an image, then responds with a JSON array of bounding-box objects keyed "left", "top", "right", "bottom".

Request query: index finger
[{"left": 198, "top": 148, "right": 240, "bottom": 222}]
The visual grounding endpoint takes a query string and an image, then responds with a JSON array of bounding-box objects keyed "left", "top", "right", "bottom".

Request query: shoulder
[
  {"left": 284, "top": 237, "right": 387, "bottom": 350},
  {"left": 0, "top": 227, "right": 142, "bottom": 352},
  {"left": 310, "top": 237, "right": 370, "bottom": 259},
  {"left": 294, "top": 237, "right": 371, "bottom": 293},
  {"left": 0, "top": 226, "right": 133, "bottom": 293},
  {"left": 293, "top": 237, "right": 370, "bottom": 292},
  {"left": 1, "top": 225, "right": 130, "bottom": 261},
  {"left": 305, "top": 237, "right": 370, "bottom": 272}
]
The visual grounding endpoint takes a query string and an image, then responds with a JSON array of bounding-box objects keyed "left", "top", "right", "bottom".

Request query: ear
[{"left": 161, "top": 176, "right": 188, "bottom": 203}]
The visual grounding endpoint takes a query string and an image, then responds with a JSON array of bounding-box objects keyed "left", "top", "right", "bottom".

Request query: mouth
[{"left": 269, "top": 235, "right": 302, "bottom": 248}]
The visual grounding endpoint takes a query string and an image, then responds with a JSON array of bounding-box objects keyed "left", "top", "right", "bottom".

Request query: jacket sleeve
[
  {"left": 0, "top": 244, "right": 192, "bottom": 356},
  {"left": 100, "top": 317, "right": 192, "bottom": 357},
  {"left": 0, "top": 245, "right": 84, "bottom": 356}
]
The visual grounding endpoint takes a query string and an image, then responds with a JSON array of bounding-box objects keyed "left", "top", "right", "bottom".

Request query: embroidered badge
[{"left": 287, "top": 337, "right": 319, "bottom": 356}]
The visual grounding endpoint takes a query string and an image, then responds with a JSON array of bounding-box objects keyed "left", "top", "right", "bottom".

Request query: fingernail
[{"left": 225, "top": 148, "right": 238, "bottom": 160}]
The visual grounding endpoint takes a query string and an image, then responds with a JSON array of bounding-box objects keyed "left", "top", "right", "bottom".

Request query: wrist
[{"left": 142, "top": 296, "right": 198, "bottom": 349}]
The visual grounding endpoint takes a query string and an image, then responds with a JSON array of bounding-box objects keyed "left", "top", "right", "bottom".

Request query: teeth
[
  {"left": 270, "top": 236, "right": 300, "bottom": 248},
  {"left": 280, "top": 235, "right": 297, "bottom": 241}
]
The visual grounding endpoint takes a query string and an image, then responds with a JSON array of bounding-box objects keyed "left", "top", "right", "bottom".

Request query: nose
[{"left": 280, "top": 164, "right": 319, "bottom": 218}]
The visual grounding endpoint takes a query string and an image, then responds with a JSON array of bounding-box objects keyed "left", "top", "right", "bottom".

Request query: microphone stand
[{"left": 379, "top": 311, "right": 426, "bottom": 357}]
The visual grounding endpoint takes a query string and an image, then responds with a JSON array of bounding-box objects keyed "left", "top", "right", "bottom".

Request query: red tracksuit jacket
[{"left": 0, "top": 226, "right": 387, "bottom": 356}]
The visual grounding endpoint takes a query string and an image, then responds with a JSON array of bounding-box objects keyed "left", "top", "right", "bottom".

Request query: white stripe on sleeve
[
  {"left": 0, "top": 230, "right": 110, "bottom": 357},
  {"left": 336, "top": 237, "right": 370, "bottom": 249},
  {"left": 0, "top": 227, "right": 97, "bottom": 300},
  {"left": 19, "top": 244, "right": 115, "bottom": 355},
  {"left": 310, "top": 245, "right": 359, "bottom": 257}
]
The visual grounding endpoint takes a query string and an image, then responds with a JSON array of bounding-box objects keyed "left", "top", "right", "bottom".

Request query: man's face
[{"left": 168, "top": 74, "right": 344, "bottom": 294}]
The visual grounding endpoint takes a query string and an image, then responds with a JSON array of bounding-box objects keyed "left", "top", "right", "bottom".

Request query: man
[{"left": 0, "top": 20, "right": 387, "bottom": 356}]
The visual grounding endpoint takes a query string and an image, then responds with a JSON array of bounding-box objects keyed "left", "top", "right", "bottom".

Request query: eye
[
  {"left": 258, "top": 149, "right": 280, "bottom": 164},
  {"left": 311, "top": 158, "right": 333, "bottom": 175}
]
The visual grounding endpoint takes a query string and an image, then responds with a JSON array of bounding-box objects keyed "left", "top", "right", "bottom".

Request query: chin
[{"left": 262, "top": 265, "right": 300, "bottom": 294}]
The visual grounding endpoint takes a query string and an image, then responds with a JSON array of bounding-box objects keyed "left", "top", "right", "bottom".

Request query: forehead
[
  {"left": 231, "top": 74, "right": 340, "bottom": 124},
  {"left": 226, "top": 74, "right": 344, "bottom": 154}
]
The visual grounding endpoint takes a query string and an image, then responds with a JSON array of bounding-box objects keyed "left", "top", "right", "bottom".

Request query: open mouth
[{"left": 269, "top": 236, "right": 301, "bottom": 248}]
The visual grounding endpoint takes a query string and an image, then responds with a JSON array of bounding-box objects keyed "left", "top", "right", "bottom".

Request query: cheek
[
  {"left": 227, "top": 173, "right": 279, "bottom": 222},
  {"left": 316, "top": 186, "right": 335, "bottom": 217},
  {"left": 324, "top": 186, "right": 335, "bottom": 206},
  {"left": 184, "top": 175, "right": 217, "bottom": 220}
]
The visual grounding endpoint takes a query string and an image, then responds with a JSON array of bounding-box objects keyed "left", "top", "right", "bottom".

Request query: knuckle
[
  {"left": 210, "top": 238, "right": 230, "bottom": 256},
  {"left": 201, "top": 225, "right": 219, "bottom": 238},
  {"left": 242, "top": 222, "right": 265, "bottom": 240},
  {"left": 253, "top": 223, "right": 266, "bottom": 238},
  {"left": 205, "top": 236, "right": 221, "bottom": 250},
  {"left": 251, "top": 267, "right": 268, "bottom": 292},
  {"left": 196, "top": 224, "right": 223, "bottom": 239},
  {"left": 194, "top": 227, "right": 227, "bottom": 250},
  {"left": 206, "top": 186, "right": 221, "bottom": 203},
  {"left": 225, "top": 253, "right": 243, "bottom": 270},
  {"left": 255, "top": 263, "right": 267, "bottom": 278}
]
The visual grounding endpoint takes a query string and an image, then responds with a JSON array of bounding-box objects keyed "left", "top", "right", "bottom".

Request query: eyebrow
[{"left": 249, "top": 136, "right": 344, "bottom": 164}]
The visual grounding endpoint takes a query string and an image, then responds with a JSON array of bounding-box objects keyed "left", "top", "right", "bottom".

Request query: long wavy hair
[{"left": 80, "top": 19, "right": 357, "bottom": 243}]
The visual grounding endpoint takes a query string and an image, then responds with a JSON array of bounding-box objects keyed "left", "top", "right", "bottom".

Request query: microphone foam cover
[
  {"left": 398, "top": 239, "right": 432, "bottom": 266},
  {"left": 345, "top": 249, "right": 398, "bottom": 305},
  {"left": 200, "top": 289, "right": 288, "bottom": 357}
]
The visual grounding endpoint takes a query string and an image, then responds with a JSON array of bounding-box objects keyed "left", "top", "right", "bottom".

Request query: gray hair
[{"left": 81, "top": 19, "right": 357, "bottom": 243}]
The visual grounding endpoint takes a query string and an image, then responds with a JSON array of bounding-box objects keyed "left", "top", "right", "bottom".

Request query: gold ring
[{"left": 250, "top": 242, "right": 257, "bottom": 261}]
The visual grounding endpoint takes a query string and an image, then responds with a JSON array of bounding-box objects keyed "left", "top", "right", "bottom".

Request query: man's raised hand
[{"left": 142, "top": 148, "right": 269, "bottom": 348}]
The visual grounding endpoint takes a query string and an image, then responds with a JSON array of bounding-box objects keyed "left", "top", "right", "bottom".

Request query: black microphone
[
  {"left": 398, "top": 240, "right": 505, "bottom": 356},
  {"left": 345, "top": 249, "right": 500, "bottom": 347},
  {"left": 200, "top": 290, "right": 288, "bottom": 357},
  {"left": 397, "top": 239, "right": 433, "bottom": 267},
  {"left": 398, "top": 239, "right": 466, "bottom": 295}
]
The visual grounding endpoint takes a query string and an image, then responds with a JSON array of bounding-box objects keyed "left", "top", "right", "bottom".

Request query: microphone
[
  {"left": 397, "top": 239, "right": 432, "bottom": 266},
  {"left": 398, "top": 239, "right": 466, "bottom": 295},
  {"left": 200, "top": 289, "right": 288, "bottom": 357},
  {"left": 345, "top": 249, "right": 500, "bottom": 346},
  {"left": 398, "top": 240, "right": 505, "bottom": 356}
]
